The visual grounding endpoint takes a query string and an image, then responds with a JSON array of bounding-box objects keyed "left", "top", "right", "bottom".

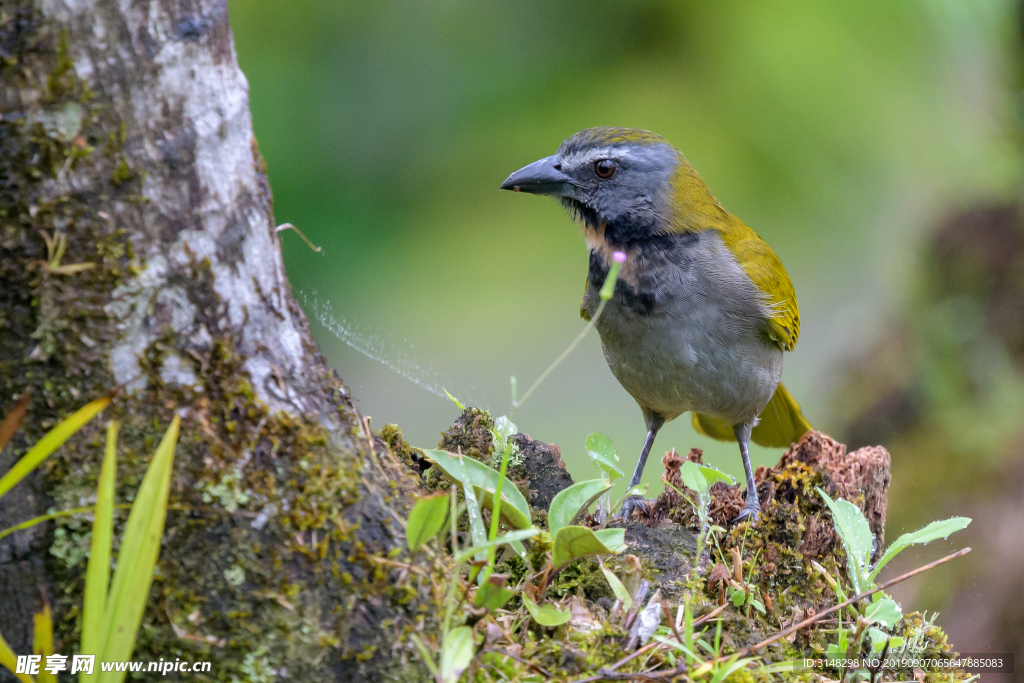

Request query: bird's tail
[{"left": 691, "top": 382, "right": 812, "bottom": 448}]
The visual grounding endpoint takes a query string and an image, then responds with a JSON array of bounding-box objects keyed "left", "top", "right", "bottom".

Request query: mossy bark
[{"left": 0, "top": 1, "right": 430, "bottom": 680}]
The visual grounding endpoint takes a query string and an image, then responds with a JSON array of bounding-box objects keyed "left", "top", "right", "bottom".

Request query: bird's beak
[{"left": 500, "top": 155, "right": 578, "bottom": 198}]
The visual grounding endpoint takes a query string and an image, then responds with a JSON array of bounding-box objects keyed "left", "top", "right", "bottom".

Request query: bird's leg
[
  {"left": 616, "top": 415, "right": 664, "bottom": 520},
  {"left": 732, "top": 422, "right": 760, "bottom": 523}
]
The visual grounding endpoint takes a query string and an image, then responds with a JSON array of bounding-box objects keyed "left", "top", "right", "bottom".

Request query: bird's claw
[
  {"left": 731, "top": 504, "right": 760, "bottom": 525},
  {"left": 616, "top": 494, "right": 648, "bottom": 522}
]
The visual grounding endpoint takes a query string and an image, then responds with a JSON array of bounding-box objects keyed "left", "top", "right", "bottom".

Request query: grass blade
[
  {"left": 0, "top": 630, "right": 34, "bottom": 683},
  {"left": 458, "top": 456, "right": 488, "bottom": 562},
  {"left": 0, "top": 506, "right": 100, "bottom": 542},
  {"left": 408, "top": 632, "right": 440, "bottom": 678},
  {"left": 99, "top": 416, "right": 178, "bottom": 680},
  {"left": 33, "top": 604, "right": 55, "bottom": 683},
  {"left": 0, "top": 395, "right": 111, "bottom": 500},
  {"left": 453, "top": 528, "right": 539, "bottom": 563},
  {"left": 81, "top": 421, "right": 118, "bottom": 661}
]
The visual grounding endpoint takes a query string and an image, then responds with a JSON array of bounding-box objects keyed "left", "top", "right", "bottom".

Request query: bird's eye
[{"left": 594, "top": 159, "right": 616, "bottom": 179}]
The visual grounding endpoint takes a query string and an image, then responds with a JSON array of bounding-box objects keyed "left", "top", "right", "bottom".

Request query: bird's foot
[
  {"left": 731, "top": 502, "right": 760, "bottom": 525},
  {"left": 615, "top": 495, "right": 649, "bottom": 522}
]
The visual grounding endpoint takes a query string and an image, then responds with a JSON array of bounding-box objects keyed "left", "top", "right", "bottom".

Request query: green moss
[
  {"left": 437, "top": 407, "right": 494, "bottom": 463},
  {"left": 110, "top": 156, "right": 132, "bottom": 184},
  {"left": 549, "top": 559, "right": 613, "bottom": 602},
  {"left": 377, "top": 423, "right": 419, "bottom": 470}
]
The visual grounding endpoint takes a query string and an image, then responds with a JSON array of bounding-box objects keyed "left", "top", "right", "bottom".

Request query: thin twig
[
  {"left": 692, "top": 602, "right": 728, "bottom": 628},
  {"left": 605, "top": 641, "right": 660, "bottom": 674},
  {"left": 869, "top": 636, "right": 891, "bottom": 683},
  {"left": 367, "top": 556, "right": 429, "bottom": 576},
  {"left": 571, "top": 547, "right": 971, "bottom": 682},
  {"left": 662, "top": 603, "right": 684, "bottom": 647},
  {"left": 275, "top": 223, "right": 322, "bottom": 252},
  {"left": 736, "top": 547, "right": 970, "bottom": 657},
  {"left": 490, "top": 648, "right": 555, "bottom": 678}
]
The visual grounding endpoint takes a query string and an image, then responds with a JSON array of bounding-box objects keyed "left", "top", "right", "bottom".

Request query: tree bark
[{"left": 0, "top": 1, "right": 423, "bottom": 680}]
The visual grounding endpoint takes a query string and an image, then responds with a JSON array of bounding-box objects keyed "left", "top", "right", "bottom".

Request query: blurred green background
[{"left": 227, "top": 0, "right": 1024, "bottom": 665}]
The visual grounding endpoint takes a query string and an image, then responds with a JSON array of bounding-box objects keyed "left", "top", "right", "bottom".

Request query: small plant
[
  {"left": 667, "top": 458, "right": 734, "bottom": 564},
  {"left": 725, "top": 546, "right": 766, "bottom": 617},
  {"left": 582, "top": 432, "right": 653, "bottom": 524},
  {"left": 407, "top": 423, "right": 630, "bottom": 679},
  {"left": 0, "top": 393, "right": 181, "bottom": 683},
  {"left": 815, "top": 487, "right": 970, "bottom": 679},
  {"left": 654, "top": 594, "right": 759, "bottom": 681}
]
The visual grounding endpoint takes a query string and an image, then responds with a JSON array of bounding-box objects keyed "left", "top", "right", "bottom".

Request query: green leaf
[
  {"left": 613, "top": 483, "right": 650, "bottom": 515},
  {"left": 454, "top": 528, "right": 539, "bottom": 564},
  {"left": 439, "top": 626, "right": 476, "bottom": 683},
  {"left": 521, "top": 592, "right": 570, "bottom": 626},
  {"left": 696, "top": 464, "right": 735, "bottom": 487},
  {"left": 867, "top": 517, "right": 971, "bottom": 583},
  {"left": 99, "top": 416, "right": 179, "bottom": 680},
  {"left": 758, "top": 660, "right": 810, "bottom": 675},
  {"left": 817, "top": 487, "right": 873, "bottom": 593},
  {"left": 548, "top": 478, "right": 612, "bottom": 535},
  {"left": 680, "top": 461, "right": 709, "bottom": 497},
  {"left": 82, "top": 421, "right": 119, "bottom": 658},
  {"left": 443, "top": 389, "right": 466, "bottom": 411},
  {"left": 597, "top": 558, "right": 632, "bottom": 611},
  {"left": 868, "top": 628, "right": 904, "bottom": 653},
  {"left": 730, "top": 586, "right": 746, "bottom": 608},
  {"left": 552, "top": 526, "right": 626, "bottom": 568},
  {"left": 459, "top": 457, "right": 489, "bottom": 562},
  {"left": 406, "top": 492, "right": 449, "bottom": 553},
  {"left": 586, "top": 432, "right": 622, "bottom": 479},
  {"left": 593, "top": 528, "right": 627, "bottom": 553},
  {"left": 473, "top": 582, "right": 516, "bottom": 611},
  {"left": 0, "top": 395, "right": 111, "bottom": 500},
  {"left": 863, "top": 597, "right": 902, "bottom": 627},
  {"left": 420, "top": 449, "right": 532, "bottom": 529},
  {"left": 712, "top": 655, "right": 753, "bottom": 683},
  {"left": 825, "top": 642, "right": 847, "bottom": 659},
  {"left": 492, "top": 416, "right": 517, "bottom": 442},
  {"left": 709, "top": 655, "right": 754, "bottom": 683}
]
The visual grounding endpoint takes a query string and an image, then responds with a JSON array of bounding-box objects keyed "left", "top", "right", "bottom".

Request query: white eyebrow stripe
[{"left": 562, "top": 145, "right": 645, "bottom": 166}]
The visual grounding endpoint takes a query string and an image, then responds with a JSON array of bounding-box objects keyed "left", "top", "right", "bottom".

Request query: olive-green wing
[{"left": 722, "top": 227, "right": 800, "bottom": 352}]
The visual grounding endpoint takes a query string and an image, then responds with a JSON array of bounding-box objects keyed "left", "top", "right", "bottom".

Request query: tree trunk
[{"left": 0, "top": 1, "right": 424, "bottom": 679}]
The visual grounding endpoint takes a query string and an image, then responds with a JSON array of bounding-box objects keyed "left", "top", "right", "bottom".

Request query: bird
[{"left": 500, "top": 127, "right": 812, "bottom": 522}]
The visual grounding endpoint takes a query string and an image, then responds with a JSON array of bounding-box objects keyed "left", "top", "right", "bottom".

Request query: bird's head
[{"left": 501, "top": 127, "right": 723, "bottom": 244}]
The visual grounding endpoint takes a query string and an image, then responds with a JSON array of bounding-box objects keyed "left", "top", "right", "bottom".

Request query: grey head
[{"left": 500, "top": 127, "right": 682, "bottom": 244}]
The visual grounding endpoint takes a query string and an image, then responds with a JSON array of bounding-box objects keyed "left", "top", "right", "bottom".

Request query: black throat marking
[
  {"left": 586, "top": 231, "right": 701, "bottom": 317},
  {"left": 562, "top": 199, "right": 662, "bottom": 246}
]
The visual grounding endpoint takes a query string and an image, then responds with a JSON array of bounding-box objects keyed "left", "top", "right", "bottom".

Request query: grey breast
[{"left": 586, "top": 230, "right": 783, "bottom": 425}]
